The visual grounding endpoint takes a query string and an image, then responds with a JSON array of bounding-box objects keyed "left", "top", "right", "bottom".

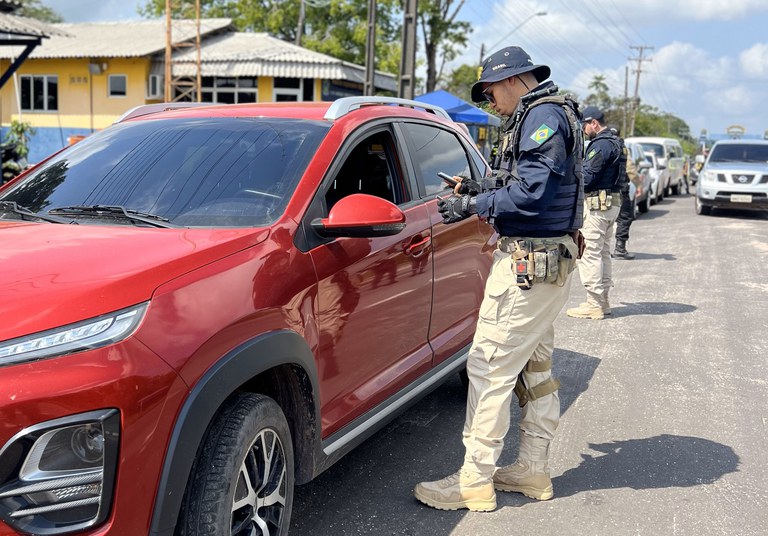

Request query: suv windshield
[
  {"left": 0, "top": 117, "right": 329, "bottom": 227},
  {"left": 709, "top": 143, "right": 768, "bottom": 164}
]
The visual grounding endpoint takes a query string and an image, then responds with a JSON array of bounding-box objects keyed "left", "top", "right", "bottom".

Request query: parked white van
[{"left": 624, "top": 137, "right": 685, "bottom": 196}]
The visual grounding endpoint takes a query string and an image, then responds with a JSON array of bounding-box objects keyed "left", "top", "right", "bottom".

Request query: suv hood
[
  {"left": 0, "top": 222, "right": 268, "bottom": 341},
  {"left": 705, "top": 162, "right": 768, "bottom": 174}
]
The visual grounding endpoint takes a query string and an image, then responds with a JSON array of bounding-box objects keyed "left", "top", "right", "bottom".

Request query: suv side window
[
  {"left": 400, "top": 123, "right": 475, "bottom": 198},
  {"left": 325, "top": 130, "right": 407, "bottom": 210}
]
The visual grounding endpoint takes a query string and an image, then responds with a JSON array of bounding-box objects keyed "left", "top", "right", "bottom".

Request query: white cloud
[{"left": 740, "top": 43, "right": 768, "bottom": 77}]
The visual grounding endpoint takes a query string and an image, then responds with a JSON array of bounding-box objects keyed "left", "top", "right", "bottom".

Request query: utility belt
[
  {"left": 497, "top": 236, "right": 575, "bottom": 290},
  {"left": 585, "top": 189, "right": 621, "bottom": 211}
]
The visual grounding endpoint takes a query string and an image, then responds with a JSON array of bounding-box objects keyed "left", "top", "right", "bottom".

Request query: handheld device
[{"left": 437, "top": 172, "right": 458, "bottom": 187}]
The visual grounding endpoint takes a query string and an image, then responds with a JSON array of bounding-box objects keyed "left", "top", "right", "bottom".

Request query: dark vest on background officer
[
  {"left": 469, "top": 51, "right": 584, "bottom": 239},
  {"left": 581, "top": 106, "right": 626, "bottom": 194}
]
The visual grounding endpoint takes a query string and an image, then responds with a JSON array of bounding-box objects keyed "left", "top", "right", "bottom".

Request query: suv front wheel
[
  {"left": 695, "top": 196, "right": 712, "bottom": 216},
  {"left": 180, "top": 393, "right": 294, "bottom": 535}
]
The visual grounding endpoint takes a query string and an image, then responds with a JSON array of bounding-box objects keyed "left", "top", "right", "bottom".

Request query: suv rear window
[
  {"left": 639, "top": 143, "right": 664, "bottom": 158},
  {"left": 1, "top": 117, "right": 329, "bottom": 227},
  {"left": 709, "top": 144, "right": 768, "bottom": 164}
]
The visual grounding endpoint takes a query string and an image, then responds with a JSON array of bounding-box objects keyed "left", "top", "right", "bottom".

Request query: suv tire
[
  {"left": 695, "top": 197, "right": 712, "bottom": 216},
  {"left": 180, "top": 393, "right": 294, "bottom": 535}
]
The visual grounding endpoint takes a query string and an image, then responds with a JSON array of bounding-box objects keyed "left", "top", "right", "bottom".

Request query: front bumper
[{"left": 696, "top": 187, "right": 768, "bottom": 210}]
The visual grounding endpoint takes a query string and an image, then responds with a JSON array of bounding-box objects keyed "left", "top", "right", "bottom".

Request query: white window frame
[
  {"left": 19, "top": 74, "right": 58, "bottom": 112},
  {"left": 201, "top": 77, "right": 258, "bottom": 104},
  {"left": 273, "top": 78, "right": 304, "bottom": 102},
  {"left": 146, "top": 74, "right": 163, "bottom": 99},
  {"left": 108, "top": 74, "right": 128, "bottom": 98}
]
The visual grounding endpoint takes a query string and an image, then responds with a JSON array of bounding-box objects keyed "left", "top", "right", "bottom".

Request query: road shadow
[
  {"left": 607, "top": 301, "right": 696, "bottom": 318},
  {"left": 552, "top": 434, "right": 739, "bottom": 498},
  {"left": 637, "top": 207, "right": 669, "bottom": 220},
  {"left": 292, "top": 350, "right": 601, "bottom": 534},
  {"left": 605, "top": 302, "right": 698, "bottom": 320},
  {"left": 709, "top": 208, "right": 768, "bottom": 220},
  {"left": 628, "top": 252, "right": 677, "bottom": 261}
]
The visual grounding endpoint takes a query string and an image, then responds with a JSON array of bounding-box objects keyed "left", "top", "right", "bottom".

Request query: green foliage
[
  {"left": 16, "top": 0, "right": 63, "bottom": 22},
  {"left": 4, "top": 119, "right": 35, "bottom": 160},
  {"left": 421, "top": 0, "right": 470, "bottom": 92},
  {"left": 139, "top": 0, "right": 402, "bottom": 73},
  {"left": 577, "top": 74, "right": 694, "bottom": 150}
]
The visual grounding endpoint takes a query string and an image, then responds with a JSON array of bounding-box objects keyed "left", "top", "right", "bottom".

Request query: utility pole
[
  {"left": 164, "top": 0, "right": 202, "bottom": 103},
  {"left": 398, "top": 0, "right": 417, "bottom": 99},
  {"left": 623, "top": 65, "right": 628, "bottom": 135},
  {"left": 363, "top": 0, "right": 376, "bottom": 96},
  {"left": 628, "top": 45, "right": 653, "bottom": 136},
  {"left": 296, "top": 0, "right": 305, "bottom": 46}
]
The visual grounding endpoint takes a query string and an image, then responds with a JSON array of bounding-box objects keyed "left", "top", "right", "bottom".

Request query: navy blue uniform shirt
[
  {"left": 583, "top": 129, "right": 622, "bottom": 192},
  {"left": 475, "top": 97, "right": 573, "bottom": 229}
]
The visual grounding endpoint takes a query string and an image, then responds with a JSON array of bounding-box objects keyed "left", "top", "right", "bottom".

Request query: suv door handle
[{"left": 405, "top": 235, "right": 431, "bottom": 257}]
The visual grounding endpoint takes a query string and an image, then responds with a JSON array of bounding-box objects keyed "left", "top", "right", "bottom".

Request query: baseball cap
[
  {"left": 581, "top": 105, "right": 605, "bottom": 123},
  {"left": 471, "top": 46, "right": 551, "bottom": 103}
]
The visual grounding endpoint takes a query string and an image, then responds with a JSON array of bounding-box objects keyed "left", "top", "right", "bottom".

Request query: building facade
[{"left": 0, "top": 18, "right": 397, "bottom": 162}]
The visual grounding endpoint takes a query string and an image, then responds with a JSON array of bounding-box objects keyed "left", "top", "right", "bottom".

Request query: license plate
[{"left": 730, "top": 194, "right": 753, "bottom": 203}]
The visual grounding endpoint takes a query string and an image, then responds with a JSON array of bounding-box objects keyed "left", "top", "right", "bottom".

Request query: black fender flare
[{"left": 148, "top": 330, "right": 319, "bottom": 536}]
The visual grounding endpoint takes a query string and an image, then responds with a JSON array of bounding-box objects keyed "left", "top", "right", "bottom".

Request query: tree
[
  {"left": 418, "top": 0, "right": 469, "bottom": 92},
  {"left": 138, "top": 0, "right": 402, "bottom": 74},
  {"left": 15, "top": 0, "right": 63, "bottom": 22},
  {"left": 584, "top": 75, "right": 612, "bottom": 111}
]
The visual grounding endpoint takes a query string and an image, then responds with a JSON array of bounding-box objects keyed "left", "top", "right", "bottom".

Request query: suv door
[
  {"left": 398, "top": 121, "right": 495, "bottom": 366},
  {"left": 305, "top": 126, "right": 434, "bottom": 437}
]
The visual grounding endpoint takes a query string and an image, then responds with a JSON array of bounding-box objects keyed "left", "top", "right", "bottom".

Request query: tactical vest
[
  {"left": 491, "top": 88, "right": 584, "bottom": 235},
  {"left": 586, "top": 129, "right": 627, "bottom": 193}
]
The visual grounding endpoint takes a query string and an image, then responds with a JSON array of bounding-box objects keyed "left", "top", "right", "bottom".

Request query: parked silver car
[
  {"left": 695, "top": 139, "right": 768, "bottom": 215},
  {"left": 625, "top": 140, "right": 653, "bottom": 214}
]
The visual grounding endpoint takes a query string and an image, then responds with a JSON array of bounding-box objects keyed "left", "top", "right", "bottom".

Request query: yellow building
[{"left": 0, "top": 18, "right": 397, "bottom": 162}]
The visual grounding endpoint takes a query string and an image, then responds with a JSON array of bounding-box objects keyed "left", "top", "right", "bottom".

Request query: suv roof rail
[
  {"left": 324, "top": 96, "right": 452, "bottom": 121},
  {"left": 115, "top": 102, "right": 218, "bottom": 124}
]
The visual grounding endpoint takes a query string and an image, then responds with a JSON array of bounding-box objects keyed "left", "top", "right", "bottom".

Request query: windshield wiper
[
  {"left": 0, "top": 201, "right": 75, "bottom": 224},
  {"left": 48, "top": 205, "right": 178, "bottom": 228}
]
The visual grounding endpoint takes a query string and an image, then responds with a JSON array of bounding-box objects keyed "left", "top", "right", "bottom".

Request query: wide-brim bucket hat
[{"left": 471, "top": 46, "right": 551, "bottom": 103}]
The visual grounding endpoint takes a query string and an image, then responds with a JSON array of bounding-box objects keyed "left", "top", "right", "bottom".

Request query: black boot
[{"left": 612, "top": 240, "right": 635, "bottom": 260}]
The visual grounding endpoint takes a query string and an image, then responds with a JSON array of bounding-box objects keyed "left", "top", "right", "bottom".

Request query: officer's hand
[
  {"left": 572, "top": 230, "right": 586, "bottom": 259},
  {"left": 455, "top": 177, "right": 482, "bottom": 196},
  {"left": 437, "top": 195, "right": 476, "bottom": 224}
]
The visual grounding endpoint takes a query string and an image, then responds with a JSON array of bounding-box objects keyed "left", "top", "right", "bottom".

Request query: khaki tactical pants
[
  {"left": 462, "top": 236, "right": 577, "bottom": 478},
  {"left": 577, "top": 203, "right": 620, "bottom": 307}
]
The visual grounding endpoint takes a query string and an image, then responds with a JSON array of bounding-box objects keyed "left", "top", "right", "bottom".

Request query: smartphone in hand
[{"left": 437, "top": 172, "right": 458, "bottom": 187}]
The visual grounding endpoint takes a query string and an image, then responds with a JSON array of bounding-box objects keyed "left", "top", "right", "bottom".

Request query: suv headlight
[
  {"left": 702, "top": 170, "right": 718, "bottom": 184},
  {"left": 0, "top": 409, "right": 119, "bottom": 535},
  {"left": 0, "top": 303, "right": 148, "bottom": 367}
]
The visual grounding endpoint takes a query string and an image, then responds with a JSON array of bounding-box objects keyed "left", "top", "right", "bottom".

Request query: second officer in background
[{"left": 567, "top": 106, "right": 626, "bottom": 320}]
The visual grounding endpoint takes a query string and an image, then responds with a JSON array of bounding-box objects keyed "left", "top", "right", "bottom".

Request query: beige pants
[
  {"left": 577, "top": 203, "right": 620, "bottom": 306},
  {"left": 461, "top": 236, "right": 576, "bottom": 478}
]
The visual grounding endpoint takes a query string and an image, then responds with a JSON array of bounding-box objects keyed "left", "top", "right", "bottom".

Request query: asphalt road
[{"left": 291, "top": 194, "right": 768, "bottom": 536}]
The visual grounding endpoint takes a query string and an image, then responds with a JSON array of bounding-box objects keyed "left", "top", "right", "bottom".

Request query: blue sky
[{"left": 45, "top": 0, "right": 768, "bottom": 139}]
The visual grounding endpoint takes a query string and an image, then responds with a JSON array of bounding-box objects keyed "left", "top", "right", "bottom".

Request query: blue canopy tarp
[{"left": 414, "top": 90, "right": 501, "bottom": 127}]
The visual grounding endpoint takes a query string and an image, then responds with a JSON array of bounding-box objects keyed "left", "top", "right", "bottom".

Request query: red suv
[{"left": 0, "top": 97, "right": 494, "bottom": 535}]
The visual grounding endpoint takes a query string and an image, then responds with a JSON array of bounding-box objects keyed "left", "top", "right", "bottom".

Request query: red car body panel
[
  {"left": 0, "top": 99, "right": 494, "bottom": 535},
  {"left": 0, "top": 221, "right": 268, "bottom": 341}
]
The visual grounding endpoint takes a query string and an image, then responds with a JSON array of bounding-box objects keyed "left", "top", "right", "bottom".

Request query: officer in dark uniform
[
  {"left": 610, "top": 126, "right": 637, "bottom": 260},
  {"left": 414, "top": 46, "right": 584, "bottom": 512},
  {"left": 566, "top": 106, "right": 625, "bottom": 320}
]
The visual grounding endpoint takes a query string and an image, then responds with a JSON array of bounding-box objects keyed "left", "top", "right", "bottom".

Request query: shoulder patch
[
  {"left": 587, "top": 148, "right": 598, "bottom": 160},
  {"left": 530, "top": 123, "right": 555, "bottom": 145}
]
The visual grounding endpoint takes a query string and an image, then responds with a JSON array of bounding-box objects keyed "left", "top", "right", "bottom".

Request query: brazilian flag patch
[
  {"left": 530, "top": 123, "right": 554, "bottom": 145},
  {"left": 587, "top": 148, "right": 598, "bottom": 160}
]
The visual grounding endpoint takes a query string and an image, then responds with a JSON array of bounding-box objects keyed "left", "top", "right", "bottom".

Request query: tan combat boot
[
  {"left": 566, "top": 301, "right": 604, "bottom": 320},
  {"left": 493, "top": 436, "right": 553, "bottom": 500},
  {"left": 414, "top": 468, "right": 496, "bottom": 511}
]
